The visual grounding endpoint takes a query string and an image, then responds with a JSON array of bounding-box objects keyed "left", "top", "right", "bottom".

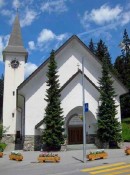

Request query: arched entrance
[
  {"left": 68, "top": 115, "right": 83, "bottom": 144},
  {"left": 65, "top": 106, "right": 97, "bottom": 145}
]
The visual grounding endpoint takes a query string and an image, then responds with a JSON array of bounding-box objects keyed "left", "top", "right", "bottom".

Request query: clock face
[{"left": 11, "top": 59, "right": 19, "bottom": 69}]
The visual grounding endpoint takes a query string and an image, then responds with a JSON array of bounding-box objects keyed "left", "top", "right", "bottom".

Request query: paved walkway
[
  {"left": 3, "top": 146, "right": 130, "bottom": 166},
  {"left": 1, "top": 144, "right": 130, "bottom": 175}
]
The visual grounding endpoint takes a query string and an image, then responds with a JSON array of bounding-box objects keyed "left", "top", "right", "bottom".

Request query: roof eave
[{"left": 2, "top": 50, "right": 28, "bottom": 62}]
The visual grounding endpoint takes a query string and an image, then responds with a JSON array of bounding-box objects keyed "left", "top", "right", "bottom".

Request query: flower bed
[
  {"left": 87, "top": 149, "right": 108, "bottom": 161},
  {"left": 0, "top": 152, "right": 3, "bottom": 158},
  {"left": 9, "top": 151, "right": 23, "bottom": 161},
  {"left": 38, "top": 153, "right": 60, "bottom": 163},
  {"left": 0, "top": 148, "right": 3, "bottom": 158},
  {"left": 125, "top": 146, "right": 130, "bottom": 155}
]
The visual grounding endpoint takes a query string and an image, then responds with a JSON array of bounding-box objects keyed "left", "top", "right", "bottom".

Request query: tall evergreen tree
[
  {"left": 95, "top": 39, "right": 112, "bottom": 68},
  {"left": 88, "top": 38, "right": 95, "bottom": 54},
  {"left": 97, "top": 57, "right": 122, "bottom": 147},
  {"left": 114, "top": 56, "right": 124, "bottom": 81},
  {"left": 121, "top": 29, "right": 130, "bottom": 88},
  {"left": 42, "top": 50, "right": 64, "bottom": 150},
  {"left": 114, "top": 29, "right": 130, "bottom": 119}
]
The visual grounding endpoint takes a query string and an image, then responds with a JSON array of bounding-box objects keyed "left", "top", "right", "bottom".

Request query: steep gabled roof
[
  {"left": 60, "top": 69, "right": 99, "bottom": 92},
  {"left": 18, "top": 35, "right": 79, "bottom": 90},
  {"left": 18, "top": 35, "right": 128, "bottom": 93}
]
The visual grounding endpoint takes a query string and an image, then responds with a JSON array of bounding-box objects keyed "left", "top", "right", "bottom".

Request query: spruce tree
[
  {"left": 95, "top": 39, "right": 112, "bottom": 68},
  {"left": 114, "top": 56, "right": 124, "bottom": 81},
  {"left": 88, "top": 38, "right": 95, "bottom": 54},
  {"left": 42, "top": 50, "right": 64, "bottom": 150},
  {"left": 114, "top": 29, "right": 130, "bottom": 119},
  {"left": 121, "top": 29, "right": 130, "bottom": 88},
  {"left": 97, "top": 57, "right": 122, "bottom": 148}
]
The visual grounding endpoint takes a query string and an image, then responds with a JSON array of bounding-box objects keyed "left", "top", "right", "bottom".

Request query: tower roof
[{"left": 3, "top": 14, "right": 28, "bottom": 62}]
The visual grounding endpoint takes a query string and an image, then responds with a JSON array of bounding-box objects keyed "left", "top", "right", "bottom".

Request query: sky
[{"left": 0, "top": 0, "right": 130, "bottom": 78}]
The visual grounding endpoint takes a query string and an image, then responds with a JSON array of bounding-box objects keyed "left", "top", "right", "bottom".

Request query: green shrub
[
  {"left": 122, "top": 122, "right": 130, "bottom": 141},
  {"left": 0, "top": 123, "right": 3, "bottom": 140},
  {"left": 0, "top": 123, "right": 7, "bottom": 141},
  {"left": 0, "top": 143, "right": 7, "bottom": 152}
]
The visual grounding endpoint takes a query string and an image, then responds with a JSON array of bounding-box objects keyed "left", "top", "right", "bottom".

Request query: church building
[{"left": 2, "top": 14, "right": 128, "bottom": 150}]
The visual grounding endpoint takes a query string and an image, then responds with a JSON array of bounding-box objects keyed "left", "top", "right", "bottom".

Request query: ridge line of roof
[
  {"left": 18, "top": 35, "right": 77, "bottom": 90},
  {"left": 18, "top": 34, "right": 128, "bottom": 92},
  {"left": 60, "top": 69, "right": 99, "bottom": 92}
]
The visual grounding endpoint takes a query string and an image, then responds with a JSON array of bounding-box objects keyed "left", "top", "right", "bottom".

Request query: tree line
[{"left": 88, "top": 29, "right": 130, "bottom": 120}]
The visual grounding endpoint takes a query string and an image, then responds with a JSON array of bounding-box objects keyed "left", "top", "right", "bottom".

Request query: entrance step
[
  {"left": 67, "top": 144, "right": 97, "bottom": 150},
  {"left": 4, "top": 143, "right": 15, "bottom": 152},
  {"left": 4, "top": 143, "right": 23, "bottom": 152}
]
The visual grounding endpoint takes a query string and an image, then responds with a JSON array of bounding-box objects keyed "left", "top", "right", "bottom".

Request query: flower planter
[
  {"left": 38, "top": 156, "right": 60, "bottom": 163},
  {"left": 9, "top": 154, "right": 23, "bottom": 161},
  {"left": 87, "top": 152, "right": 108, "bottom": 161},
  {"left": 0, "top": 152, "right": 3, "bottom": 158},
  {"left": 125, "top": 149, "right": 130, "bottom": 155}
]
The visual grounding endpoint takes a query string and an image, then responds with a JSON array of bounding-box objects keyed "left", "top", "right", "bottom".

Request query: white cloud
[
  {"left": 0, "top": 0, "right": 5, "bottom": 8},
  {"left": 81, "top": 4, "right": 122, "bottom": 26},
  {"left": 37, "top": 29, "right": 55, "bottom": 44},
  {"left": 1, "top": 9, "right": 12, "bottom": 16},
  {"left": 20, "top": 9, "right": 38, "bottom": 27},
  {"left": 0, "top": 35, "right": 9, "bottom": 62},
  {"left": 37, "top": 29, "right": 68, "bottom": 49},
  {"left": 12, "top": 0, "right": 20, "bottom": 9},
  {"left": 91, "top": 4, "right": 122, "bottom": 25},
  {"left": 0, "top": 37, "right": 4, "bottom": 61},
  {"left": 79, "top": 4, "right": 130, "bottom": 38},
  {"left": 25, "top": 62, "right": 38, "bottom": 77},
  {"left": 41, "top": 0, "right": 68, "bottom": 14},
  {"left": 56, "top": 34, "right": 67, "bottom": 41},
  {"left": 28, "top": 41, "right": 36, "bottom": 50},
  {"left": 120, "top": 11, "right": 130, "bottom": 26},
  {"left": 1, "top": 6, "right": 38, "bottom": 27},
  {"left": 27, "top": 29, "right": 68, "bottom": 53}
]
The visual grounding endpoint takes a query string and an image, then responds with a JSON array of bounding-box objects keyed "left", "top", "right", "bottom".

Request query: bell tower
[{"left": 2, "top": 13, "right": 28, "bottom": 142}]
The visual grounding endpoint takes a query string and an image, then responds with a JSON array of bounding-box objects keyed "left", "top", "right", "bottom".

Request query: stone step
[
  {"left": 4, "top": 143, "right": 15, "bottom": 152},
  {"left": 67, "top": 144, "right": 97, "bottom": 150},
  {"left": 4, "top": 143, "right": 23, "bottom": 152}
]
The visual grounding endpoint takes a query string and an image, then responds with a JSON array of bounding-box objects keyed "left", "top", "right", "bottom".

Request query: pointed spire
[
  {"left": 3, "top": 13, "right": 28, "bottom": 61},
  {"left": 8, "top": 14, "right": 23, "bottom": 46}
]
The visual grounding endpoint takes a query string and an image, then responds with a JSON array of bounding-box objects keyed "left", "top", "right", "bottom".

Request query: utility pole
[{"left": 82, "top": 57, "right": 86, "bottom": 163}]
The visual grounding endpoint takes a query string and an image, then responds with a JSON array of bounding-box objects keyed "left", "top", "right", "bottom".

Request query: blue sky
[{"left": 0, "top": 0, "right": 130, "bottom": 77}]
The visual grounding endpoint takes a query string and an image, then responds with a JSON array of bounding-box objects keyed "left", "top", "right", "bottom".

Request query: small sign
[{"left": 84, "top": 103, "right": 89, "bottom": 112}]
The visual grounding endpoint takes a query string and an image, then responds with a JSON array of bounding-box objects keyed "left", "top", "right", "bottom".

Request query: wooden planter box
[
  {"left": 87, "top": 152, "right": 108, "bottom": 161},
  {"left": 38, "top": 156, "right": 60, "bottom": 163},
  {"left": 9, "top": 154, "right": 23, "bottom": 161},
  {"left": 0, "top": 152, "right": 3, "bottom": 158},
  {"left": 125, "top": 149, "right": 130, "bottom": 155}
]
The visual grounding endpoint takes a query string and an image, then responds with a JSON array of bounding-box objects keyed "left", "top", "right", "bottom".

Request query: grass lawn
[{"left": 122, "top": 118, "right": 130, "bottom": 142}]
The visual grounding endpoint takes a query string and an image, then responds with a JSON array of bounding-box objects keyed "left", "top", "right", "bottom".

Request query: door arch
[
  {"left": 68, "top": 114, "right": 83, "bottom": 144},
  {"left": 65, "top": 106, "right": 97, "bottom": 145}
]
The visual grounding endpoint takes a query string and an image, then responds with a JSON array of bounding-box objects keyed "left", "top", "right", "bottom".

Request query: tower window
[
  {"left": 13, "top": 91, "right": 15, "bottom": 96},
  {"left": 12, "top": 113, "right": 14, "bottom": 117}
]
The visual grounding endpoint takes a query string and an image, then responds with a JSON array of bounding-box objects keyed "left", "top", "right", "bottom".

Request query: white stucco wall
[
  {"left": 61, "top": 73, "right": 99, "bottom": 134},
  {"left": 3, "top": 53, "right": 25, "bottom": 134},
  {"left": 18, "top": 38, "right": 127, "bottom": 136},
  {"left": 23, "top": 66, "right": 48, "bottom": 135}
]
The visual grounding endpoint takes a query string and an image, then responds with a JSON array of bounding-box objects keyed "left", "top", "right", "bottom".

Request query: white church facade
[{"left": 2, "top": 14, "right": 128, "bottom": 150}]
